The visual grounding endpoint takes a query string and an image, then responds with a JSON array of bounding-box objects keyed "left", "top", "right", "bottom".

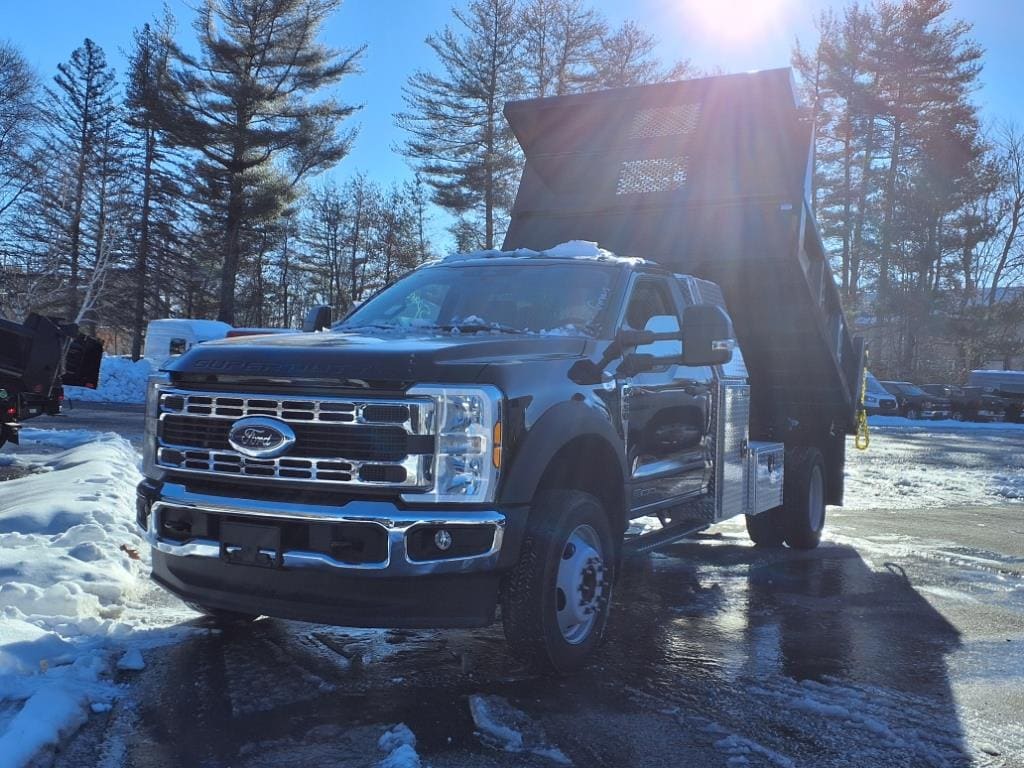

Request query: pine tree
[
  {"left": 43, "top": 39, "right": 120, "bottom": 319},
  {"left": 519, "top": 0, "right": 606, "bottom": 97},
  {"left": 0, "top": 42, "right": 38, "bottom": 223},
  {"left": 397, "top": 0, "right": 524, "bottom": 250},
  {"left": 125, "top": 15, "right": 181, "bottom": 357},
  {"left": 156, "top": 0, "right": 363, "bottom": 323},
  {"left": 589, "top": 20, "right": 687, "bottom": 88}
]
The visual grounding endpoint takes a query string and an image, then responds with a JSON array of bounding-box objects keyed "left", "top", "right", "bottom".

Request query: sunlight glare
[{"left": 681, "top": 0, "right": 788, "bottom": 42}]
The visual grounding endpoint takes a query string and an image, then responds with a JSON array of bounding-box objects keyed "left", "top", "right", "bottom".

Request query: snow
[
  {"left": 442, "top": 239, "right": 643, "bottom": 265},
  {"left": 468, "top": 694, "right": 571, "bottom": 764},
  {"left": 116, "top": 648, "right": 145, "bottom": 671},
  {"left": 844, "top": 421, "right": 1024, "bottom": 510},
  {"left": 0, "top": 429, "right": 194, "bottom": 766},
  {"left": 63, "top": 356, "right": 153, "bottom": 404},
  {"left": 378, "top": 722, "right": 416, "bottom": 752},
  {"left": 378, "top": 723, "right": 421, "bottom": 768},
  {"left": 868, "top": 415, "right": 1024, "bottom": 431}
]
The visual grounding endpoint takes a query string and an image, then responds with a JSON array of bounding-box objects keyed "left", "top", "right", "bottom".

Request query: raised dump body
[{"left": 502, "top": 68, "right": 864, "bottom": 452}]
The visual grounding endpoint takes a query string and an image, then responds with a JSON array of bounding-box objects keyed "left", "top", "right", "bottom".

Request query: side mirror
[
  {"left": 682, "top": 304, "right": 734, "bottom": 366},
  {"left": 303, "top": 305, "right": 332, "bottom": 332}
]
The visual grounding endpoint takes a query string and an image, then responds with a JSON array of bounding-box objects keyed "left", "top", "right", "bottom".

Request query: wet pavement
[
  {"left": 8, "top": 409, "right": 1021, "bottom": 766},
  {"left": 55, "top": 516, "right": 1024, "bottom": 768}
]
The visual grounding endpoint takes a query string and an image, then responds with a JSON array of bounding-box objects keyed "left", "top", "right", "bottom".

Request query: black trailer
[
  {"left": 0, "top": 314, "right": 103, "bottom": 446},
  {"left": 503, "top": 67, "right": 864, "bottom": 504}
]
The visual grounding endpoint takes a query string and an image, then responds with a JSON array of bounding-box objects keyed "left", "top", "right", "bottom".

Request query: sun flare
[{"left": 681, "top": 0, "right": 788, "bottom": 42}]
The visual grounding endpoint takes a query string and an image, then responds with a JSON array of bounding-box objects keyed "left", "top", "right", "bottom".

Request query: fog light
[{"left": 434, "top": 529, "right": 453, "bottom": 551}]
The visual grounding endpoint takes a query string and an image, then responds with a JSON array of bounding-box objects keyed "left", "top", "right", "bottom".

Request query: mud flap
[{"left": 1, "top": 422, "right": 18, "bottom": 446}]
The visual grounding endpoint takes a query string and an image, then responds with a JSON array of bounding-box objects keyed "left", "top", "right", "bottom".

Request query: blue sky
[{"left": 3, "top": 0, "right": 1021, "bottom": 246}]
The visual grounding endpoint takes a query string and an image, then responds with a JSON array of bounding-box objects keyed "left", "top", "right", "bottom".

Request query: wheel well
[{"left": 536, "top": 435, "right": 625, "bottom": 536}]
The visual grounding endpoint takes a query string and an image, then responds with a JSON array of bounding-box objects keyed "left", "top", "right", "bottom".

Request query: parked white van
[{"left": 143, "top": 319, "right": 231, "bottom": 367}]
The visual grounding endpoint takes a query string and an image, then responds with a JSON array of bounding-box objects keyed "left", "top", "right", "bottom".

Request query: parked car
[
  {"left": 967, "top": 370, "right": 1024, "bottom": 423},
  {"left": 863, "top": 372, "right": 899, "bottom": 416},
  {"left": 879, "top": 381, "right": 952, "bottom": 420},
  {"left": 920, "top": 385, "right": 1007, "bottom": 422}
]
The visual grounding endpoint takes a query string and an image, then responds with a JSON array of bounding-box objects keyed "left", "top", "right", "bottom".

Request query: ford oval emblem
[{"left": 227, "top": 416, "right": 296, "bottom": 459}]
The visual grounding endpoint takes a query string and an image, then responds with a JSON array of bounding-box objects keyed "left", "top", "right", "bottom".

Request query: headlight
[
  {"left": 142, "top": 375, "right": 168, "bottom": 478},
  {"left": 402, "top": 385, "right": 502, "bottom": 504}
]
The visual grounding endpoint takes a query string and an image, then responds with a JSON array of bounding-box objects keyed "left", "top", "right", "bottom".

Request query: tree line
[
  {"left": 0, "top": 0, "right": 686, "bottom": 356},
  {"left": 0, "top": 0, "right": 1020, "bottom": 379},
  {"left": 793, "top": 0, "right": 1023, "bottom": 378}
]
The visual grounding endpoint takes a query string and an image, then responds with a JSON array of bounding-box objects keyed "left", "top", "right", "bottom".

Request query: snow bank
[
  {"left": 64, "top": 356, "right": 153, "bottom": 404},
  {"left": 869, "top": 415, "right": 1024, "bottom": 431},
  {"left": 0, "top": 432, "right": 191, "bottom": 765}
]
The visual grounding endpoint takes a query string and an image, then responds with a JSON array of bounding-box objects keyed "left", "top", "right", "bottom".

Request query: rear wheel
[
  {"left": 781, "top": 447, "right": 826, "bottom": 550},
  {"left": 502, "top": 490, "right": 614, "bottom": 674},
  {"left": 745, "top": 507, "right": 785, "bottom": 547},
  {"left": 906, "top": 407, "right": 920, "bottom": 420}
]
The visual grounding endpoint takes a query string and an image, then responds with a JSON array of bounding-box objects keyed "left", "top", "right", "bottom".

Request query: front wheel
[
  {"left": 906, "top": 407, "right": 920, "bottom": 420},
  {"left": 502, "top": 490, "right": 614, "bottom": 674}
]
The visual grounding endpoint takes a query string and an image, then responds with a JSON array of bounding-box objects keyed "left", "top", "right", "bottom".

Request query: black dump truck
[
  {"left": 136, "top": 69, "right": 865, "bottom": 671},
  {"left": 0, "top": 314, "right": 103, "bottom": 447}
]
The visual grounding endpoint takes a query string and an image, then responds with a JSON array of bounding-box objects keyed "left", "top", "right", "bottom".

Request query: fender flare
[{"left": 498, "top": 399, "right": 627, "bottom": 506}]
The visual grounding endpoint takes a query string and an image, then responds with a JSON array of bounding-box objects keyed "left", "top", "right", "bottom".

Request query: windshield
[
  {"left": 865, "top": 372, "right": 890, "bottom": 395},
  {"left": 338, "top": 263, "right": 618, "bottom": 336},
  {"left": 887, "top": 382, "right": 926, "bottom": 396}
]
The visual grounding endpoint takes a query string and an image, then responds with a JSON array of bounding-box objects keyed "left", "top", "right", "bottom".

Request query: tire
[
  {"left": 186, "top": 602, "right": 259, "bottom": 626},
  {"left": 906, "top": 408, "right": 920, "bottom": 420},
  {"left": 745, "top": 507, "right": 785, "bottom": 547},
  {"left": 781, "top": 447, "right": 826, "bottom": 550},
  {"left": 953, "top": 411, "right": 965, "bottom": 422},
  {"left": 502, "top": 489, "right": 614, "bottom": 674}
]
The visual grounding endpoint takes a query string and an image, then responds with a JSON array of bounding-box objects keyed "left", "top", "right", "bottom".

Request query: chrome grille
[{"left": 155, "top": 388, "right": 435, "bottom": 488}]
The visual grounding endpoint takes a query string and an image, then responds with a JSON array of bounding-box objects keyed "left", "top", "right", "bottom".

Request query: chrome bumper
[{"left": 144, "top": 482, "right": 506, "bottom": 576}]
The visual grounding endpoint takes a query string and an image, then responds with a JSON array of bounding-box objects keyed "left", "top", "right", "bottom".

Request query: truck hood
[{"left": 165, "top": 330, "right": 588, "bottom": 386}]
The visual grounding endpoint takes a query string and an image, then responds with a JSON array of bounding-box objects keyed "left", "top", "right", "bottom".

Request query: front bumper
[{"left": 137, "top": 480, "right": 528, "bottom": 628}]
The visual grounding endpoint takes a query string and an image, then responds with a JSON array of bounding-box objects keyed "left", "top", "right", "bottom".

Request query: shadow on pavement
[{"left": 86, "top": 537, "right": 976, "bottom": 767}]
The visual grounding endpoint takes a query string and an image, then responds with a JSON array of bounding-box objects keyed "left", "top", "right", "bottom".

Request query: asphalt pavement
[
  {"left": 57, "top": 514, "right": 1024, "bottom": 767},
  {"left": 6, "top": 405, "right": 1022, "bottom": 767}
]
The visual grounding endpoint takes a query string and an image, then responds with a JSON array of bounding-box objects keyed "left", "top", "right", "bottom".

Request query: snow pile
[
  {"left": 442, "top": 239, "right": 642, "bottom": 265},
  {"left": 378, "top": 723, "right": 421, "bottom": 768},
  {"left": 64, "top": 356, "right": 153, "bottom": 404},
  {"left": 0, "top": 434, "right": 146, "bottom": 629},
  {"left": 0, "top": 431, "right": 188, "bottom": 765},
  {"left": 469, "top": 694, "right": 571, "bottom": 764}
]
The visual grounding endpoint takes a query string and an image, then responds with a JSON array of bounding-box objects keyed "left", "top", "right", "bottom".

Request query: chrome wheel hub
[{"left": 555, "top": 524, "right": 606, "bottom": 645}]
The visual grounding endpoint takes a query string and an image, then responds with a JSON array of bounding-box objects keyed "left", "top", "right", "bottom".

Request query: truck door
[{"left": 619, "top": 276, "right": 713, "bottom": 513}]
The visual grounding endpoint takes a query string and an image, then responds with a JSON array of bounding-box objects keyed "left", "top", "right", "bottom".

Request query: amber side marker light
[{"left": 492, "top": 422, "right": 502, "bottom": 469}]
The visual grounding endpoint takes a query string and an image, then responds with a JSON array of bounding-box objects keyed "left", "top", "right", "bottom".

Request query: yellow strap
[{"left": 855, "top": 350, "right": 870, "bottom": 451}]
